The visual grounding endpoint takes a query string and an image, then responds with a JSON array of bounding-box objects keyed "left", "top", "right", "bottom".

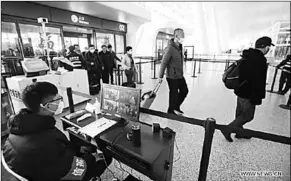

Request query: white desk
[{"left": 6, "top": 69, "right": 90, "bottom": 114}]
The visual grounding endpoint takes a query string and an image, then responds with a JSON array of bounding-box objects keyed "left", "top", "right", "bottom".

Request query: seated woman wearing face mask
[{"left": 2, "top": 82, "right": 112, "bottom": 181}]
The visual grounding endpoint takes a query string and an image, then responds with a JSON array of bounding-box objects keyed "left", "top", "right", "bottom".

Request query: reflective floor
[{"left": 2, "top": 61, "right": 290, "bottom": 181}]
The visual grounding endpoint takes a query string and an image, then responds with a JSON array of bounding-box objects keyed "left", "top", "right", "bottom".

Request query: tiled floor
[{"left": 2, "top": 61, "right": 290, "bottom": 181}]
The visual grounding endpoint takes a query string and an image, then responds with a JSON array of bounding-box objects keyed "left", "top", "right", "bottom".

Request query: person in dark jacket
[
  {"left": 221, "top": 36, "right": 274, "bottom": 142},
  {"left": 108, "top": 44, "right": 121, "bottom": 84},
  {"left": 99, "top": 45, "right": 111, "bottom": 84},
  {"left": 66, "top": 46, "right": 84, "bottom": 69},
  {"left": 2, "top": 82, "right": 112, "bottom": 181},
  {"left": 84, "top": 45, "right": 104, "bottom": 95},
  {"left": 158, "top": 28, "right": 189, "bottom": 115},
  {"left": 277, "top": 54, "right": 291, "bottom": 95}
]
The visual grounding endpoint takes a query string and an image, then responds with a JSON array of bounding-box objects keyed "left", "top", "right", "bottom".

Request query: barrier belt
[
  {"left": 140, "top": 108, "right": 291, "bottom": 145},
  {"left": 216, "top": 124, "right": 290, "bottom": 145},
  {"left": 135, "top": 60, "right": 156, "bottom": 65},
  {"left": 140, "top": 108, "right": 205, "bottom": 127}
]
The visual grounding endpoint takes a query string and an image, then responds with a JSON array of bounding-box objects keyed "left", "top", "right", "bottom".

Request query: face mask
[
  {"left": 42, "top": 101, "right": 64, "bottom": 115},
  {"left": 179, "top": 38, "right": 184, "bottom": 44},
  {"left": 90, "top": 50, "right": 95, "bottom": 53},
  {"left": 54, "top": 101, "right": 64, "bottom": 115}
]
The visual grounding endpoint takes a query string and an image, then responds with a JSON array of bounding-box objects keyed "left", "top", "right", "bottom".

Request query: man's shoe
[
  {"left": 235, "top": 134, "right": 252, "bottom": 139},
  {"left": 174, "top": 109, "right": 184, "bottom": 115},
  {"left": 220, "top": 130, "right": 233, "bottom": 142}
]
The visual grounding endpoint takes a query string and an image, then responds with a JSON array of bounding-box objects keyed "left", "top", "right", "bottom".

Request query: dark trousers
[
  {"left": 166, "top": 77, "right": 189, "bottom": 112},
  {"left": 125, "top": 69, "right": 134, "bottom": 83},
  {"left": 102, "top": 69, "right": 110, "bottom": 84},
  {"left": 229, "top": 97, "right": 256, "bottom": 131},
  {"left": 80, "top": 150, "right": 112, "bottom": 181},
  {"left": 109, "top": 67, "right": 114, "bottom": 84},
  {"left": 88, "top": 72, "right": 101, "bottom": 95},
  {"left": 64, "top": 135, "right": 113, "bottom": 181},
  {"left": 88, "top": 72, "right": 101, "bottom": 86},
  {"left": 288, "top": 93, "right": 291, "bottom": 106},
  {"left": 279, "top": 71, "right": 291, "bottom": 93}
]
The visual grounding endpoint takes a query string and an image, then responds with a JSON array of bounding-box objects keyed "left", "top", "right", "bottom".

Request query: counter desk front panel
[{"left": 6, "top": 69, "right": 90, "bottom": 113}]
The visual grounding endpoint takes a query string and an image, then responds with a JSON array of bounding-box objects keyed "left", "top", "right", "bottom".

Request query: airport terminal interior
[{"left": 1, "top": 1, "right": 290, "bottom": 181}]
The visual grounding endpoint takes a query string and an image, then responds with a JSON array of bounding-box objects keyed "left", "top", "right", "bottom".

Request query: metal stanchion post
[
  {"left": 66, "top": 87, "right": 74, "bottom": 113},
  {"left": 192, "top": 58, "right": 197, "bottom": 78},
  {"left": 267, "top": 66, "right": 278, "bottom": 93},
  {"left": 198, "top": 118, "right": 216, "bottom": 181},
  {"left": 224, "top": 59, "right": 228, "bottom": 71},
  {"left": 137, "top": 58, "right": 144, "bottom": 84},
  {"left": 198, "top": 56, "right": 202, "bottom": 74},
  {"left": 153, "top": 57, "right": 157, "bottom": 79},
  {"left": 117, "top": 65, "right": 121, "bottom": 86},
  {"left": 266, "top": 63, "right": 269, "bottom": 85}
]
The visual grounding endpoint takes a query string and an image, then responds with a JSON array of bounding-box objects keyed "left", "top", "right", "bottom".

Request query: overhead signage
[
  {"left": 119, "top": 24, "right": 125, "bottom": 31},
  {"left": 51, "top": 9, "right": 126, "bottom": 32},
  {"left": 102, "top": 20, "right": 127, "bottom": 33},
  {"left": 51, "top": 9, "right": 102, "bottom": 28},
  {"left": 71, "top": 14, "right": 89, "bottom": 25}
]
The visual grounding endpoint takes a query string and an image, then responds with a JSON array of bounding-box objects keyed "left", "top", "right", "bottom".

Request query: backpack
[{"left": 222, "top": 59, "right": 243, "bottom": 89}]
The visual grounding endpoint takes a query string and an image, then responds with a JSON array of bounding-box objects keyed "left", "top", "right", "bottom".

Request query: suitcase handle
[{"left": 150, "top": 82, "right": 162, "bottom": 97}]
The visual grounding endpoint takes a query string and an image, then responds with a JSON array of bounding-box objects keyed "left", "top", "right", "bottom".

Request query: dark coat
[
  {"left": 99, "top": 51, "right": 113, "bottom": 70},
  {"left": 2, "top": 109, "right": 76, "bottom": 181},
  {"left": 84, "top": 51, "right": 104, "bottom": 73},
  {"left": 159, "top": 39, "right": 184, "bottom": 79},
  {"left": 234, "top": 48, "right": 268, "bottom": 105}
]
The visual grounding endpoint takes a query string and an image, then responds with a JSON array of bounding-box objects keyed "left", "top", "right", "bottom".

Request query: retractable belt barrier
[
  {"left": 267, "top": 64, "right": 284, "bottom": 93},
  {"left": 140, "top": 108, "right": 291, "bottom": 145},
  {"left": 64, "top": 88, "right": 291, "bottom": 181}
]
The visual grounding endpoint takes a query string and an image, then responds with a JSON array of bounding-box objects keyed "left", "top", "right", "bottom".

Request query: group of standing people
[
  {"left": 64, "top": 43, "right": 138, "bottom": 94},
  {"left": 65, "top": 44, "right": 121, "bottom": 94}
]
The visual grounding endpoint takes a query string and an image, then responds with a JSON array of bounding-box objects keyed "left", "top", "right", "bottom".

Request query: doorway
[{"left": 63, "top": 26, "right": 93, "bottom": 53}]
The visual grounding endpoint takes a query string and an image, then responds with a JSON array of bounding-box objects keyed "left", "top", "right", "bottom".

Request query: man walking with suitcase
[
  {"left": 158, "top": 28, "right": 189, "bottom": 115},
  {"left": 221, "top": 36, "right": 274, "bottom": 142}
]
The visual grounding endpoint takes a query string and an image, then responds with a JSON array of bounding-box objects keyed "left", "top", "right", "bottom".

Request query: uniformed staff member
[{"left": 66, "top": 46, "right": 84, "bottom": 69}]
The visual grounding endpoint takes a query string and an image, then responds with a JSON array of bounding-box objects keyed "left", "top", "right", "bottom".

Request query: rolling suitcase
[{"left": 141, "top": 82, "right": 162, "bottom": 109}]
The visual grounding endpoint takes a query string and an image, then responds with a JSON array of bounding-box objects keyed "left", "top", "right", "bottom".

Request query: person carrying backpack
[
  {"left": 277, "top": 54, "right": 291, "bottom": 95},
  {"left": 221, "top": 36, "right": 274, "bottom": 142}
]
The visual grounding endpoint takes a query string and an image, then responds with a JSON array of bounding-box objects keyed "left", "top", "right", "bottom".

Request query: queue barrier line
[
  {"left": 215, "top": 124, "right": 290, "bottom": 145},
  {"left": 140, "top": 108, "right": 291, "bottom": 145}
]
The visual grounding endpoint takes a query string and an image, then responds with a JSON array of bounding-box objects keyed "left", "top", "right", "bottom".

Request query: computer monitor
[{"left": 100, "top": 83, "right": 141, "bottom": 122}]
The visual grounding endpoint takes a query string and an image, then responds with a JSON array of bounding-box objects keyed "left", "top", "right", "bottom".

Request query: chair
[{"left": 1, "top": 152, "right": 29, "bottom": 181}]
